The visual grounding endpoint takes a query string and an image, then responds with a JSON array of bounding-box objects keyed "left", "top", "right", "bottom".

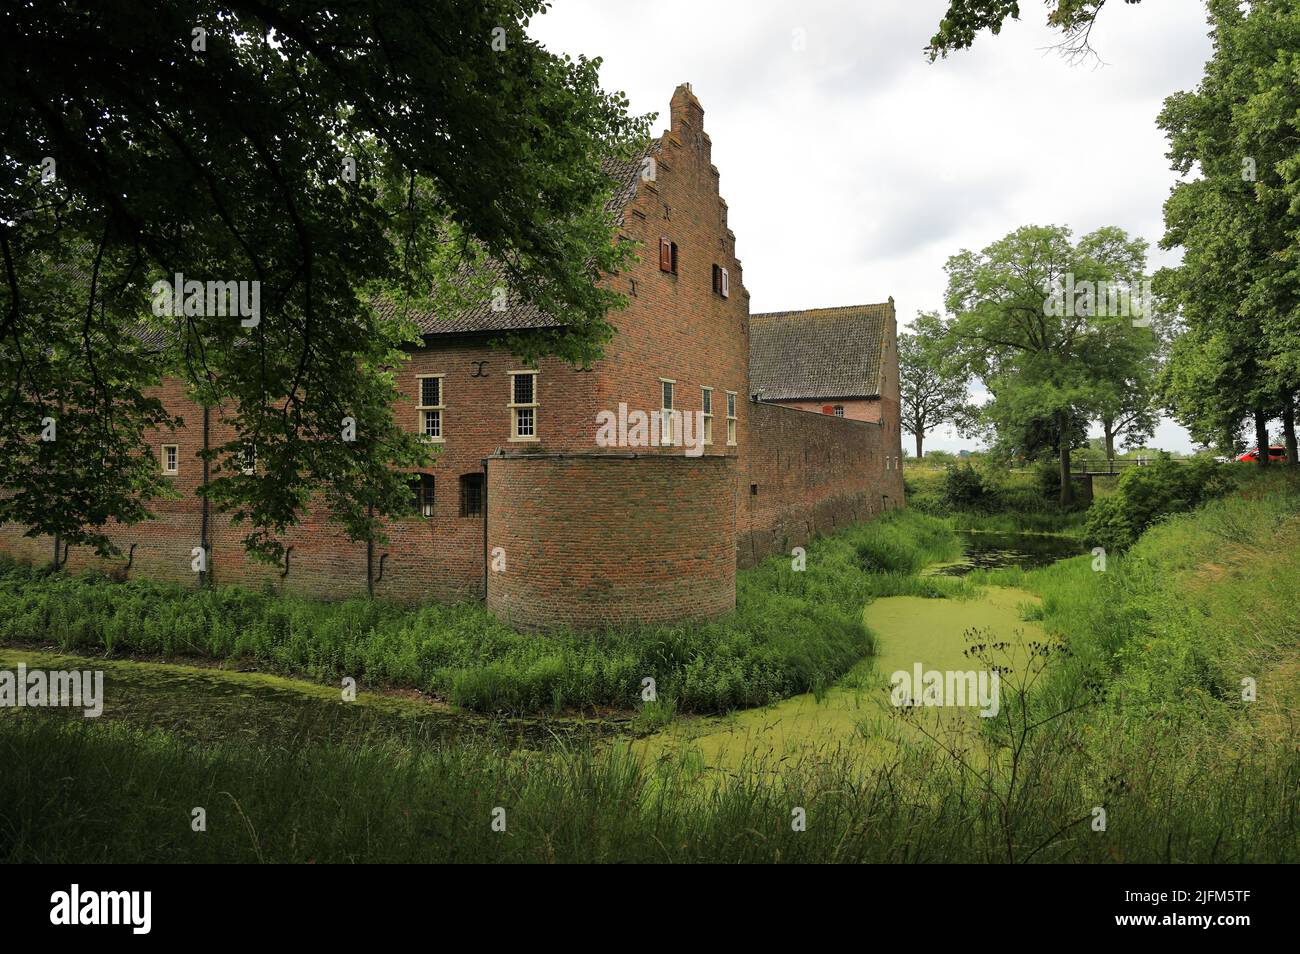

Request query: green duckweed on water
[{"left": 631, "top": 585, "right": 1047, "bottom": 776}]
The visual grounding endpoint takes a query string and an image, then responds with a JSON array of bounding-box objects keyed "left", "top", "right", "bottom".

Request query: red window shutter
[
  {"left": 659, "top": 238, "right": 672, "bottom": 272},
  {"left": 822, "top": 405, "right": 835, "bottom": 415}
]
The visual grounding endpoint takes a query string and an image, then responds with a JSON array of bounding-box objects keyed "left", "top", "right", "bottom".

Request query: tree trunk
[
  {"left": 1284, "top": 396, "right": 1298, "bottom": 468},
  {"left": 1102, "top": 420, "right": 1116, "bottom": 473},
  {"left": 1058, "top": 411, "right": 1074, "bottom": 506},
  {"left": 200, "top": 404, "right": 211, "bottom": 585},
  {"left": 915, "top": 430, "right": 924, "bottom": 460},
  {"left": 1254, "top": 408, "right": 1270, "bottom": 468}
]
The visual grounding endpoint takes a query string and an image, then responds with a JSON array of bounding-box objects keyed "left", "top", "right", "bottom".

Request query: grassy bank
[
  {"left": 963, "top": 469, "right": 1300, "bottom": 858},
  {"left": 0, "top": 509, "right": 959, "bottom": 716}
]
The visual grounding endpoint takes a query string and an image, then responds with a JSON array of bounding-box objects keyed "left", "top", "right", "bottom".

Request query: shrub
[
  {"left": 1034, "top": 459, "right": 1063, "bottom": 501},
  {"left": 1084, "top": 456, "right": 1232, "bottom": 551},
  {"left": 941, "top": 462, "right": 993, "bottom": 511}
]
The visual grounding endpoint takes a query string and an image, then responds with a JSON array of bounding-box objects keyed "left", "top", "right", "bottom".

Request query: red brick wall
[
  {"left": 739, "top": 401, "right": 899, "bottom": 567},
  {"left": 486, "top": 453, "right": 736, "bottom": 629}
]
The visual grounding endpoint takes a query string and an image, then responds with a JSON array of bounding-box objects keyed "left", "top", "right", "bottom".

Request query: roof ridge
[{"left": 751, "top": 302, "right": 892, "bottom": 318}]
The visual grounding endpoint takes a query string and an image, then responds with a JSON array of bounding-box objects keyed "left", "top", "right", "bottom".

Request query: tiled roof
[{"left": 748, "top": 303, "right": 893, "bottom": 401}]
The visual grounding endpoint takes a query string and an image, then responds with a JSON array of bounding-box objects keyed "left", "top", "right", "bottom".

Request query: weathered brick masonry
[
  {"left": 0, "top": 83, "right": 905, "bottom": 628},
  {"left": 740, "top": 402, "right": 900, "bottom": 568},
  {"left": 486, "top": 453, "right": 735, "bottom": 629}
]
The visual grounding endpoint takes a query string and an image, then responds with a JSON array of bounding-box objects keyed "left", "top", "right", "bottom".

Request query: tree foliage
[
  {"left": 1156, "top": 0, "right": 1300, "bottom": 464},
  {"left": 926, "top": 0, "right": 1133, "bottom": 62},
  {"left": 898, "top": 310, "right": 973, "bottom": 458},
  {"left": 0, "top": 0, "right": 650, "bottom": 559},
  {"left": 945, "top": 224, "right": 1154, "bottom": 503}
]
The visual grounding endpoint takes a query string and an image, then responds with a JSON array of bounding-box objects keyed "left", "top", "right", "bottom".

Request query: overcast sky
[{"left": 527, "top": 0, "right": 1215, "bottom": 454}]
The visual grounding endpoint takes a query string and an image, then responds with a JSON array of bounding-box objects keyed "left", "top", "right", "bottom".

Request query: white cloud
[{"left": 527, "top": 0, "right": 1213, "bottom": 453}]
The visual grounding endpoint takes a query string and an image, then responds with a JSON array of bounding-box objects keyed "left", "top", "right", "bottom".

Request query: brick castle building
[{"left": 1, "top": 84, "right": 904, "bottom": 629}]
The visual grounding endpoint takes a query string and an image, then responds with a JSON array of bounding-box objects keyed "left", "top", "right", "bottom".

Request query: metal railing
[{"left": 1069, "top": 457, "right": 1187, "bottom": 475}]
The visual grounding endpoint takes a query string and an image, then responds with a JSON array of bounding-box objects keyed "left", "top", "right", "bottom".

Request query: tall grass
[
  {"left": 0, "top": 510, "right": 958, "bottom": 716},
  {"left": 2, "top": 711, "right": 1294, "bottom": 863}
]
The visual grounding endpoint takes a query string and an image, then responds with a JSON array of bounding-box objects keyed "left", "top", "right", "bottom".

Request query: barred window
[
  {"left": 459, "top": 473, "right": 484, "bottom": 517},
  {"left": 410, "top": 473, "right": 435, "bottom": 518}
]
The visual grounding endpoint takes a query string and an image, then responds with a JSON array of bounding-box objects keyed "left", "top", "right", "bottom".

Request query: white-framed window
[
  {"left": 660, "top": 378, "right": 676, "bottom": 446},
  {"left": 241, "top": 444, "right": 257, "bottom": 475},
  {"left": 726, "top": 390, "right": 737, "bottom": 446},
  {"left": 701, "top": 387, "right": 713, "bottom": 445},
  {"left": 509, "top": 370, "right": 539, "bottom": 441},
  {"left": 417, "top": 374, "right": 445, "bottom": 441},
  {"left": 834, "top": 405, "right": 845, "bottom": 418},
  {"left": 161, "top": 444, "right": 178, "bottom": 475}
]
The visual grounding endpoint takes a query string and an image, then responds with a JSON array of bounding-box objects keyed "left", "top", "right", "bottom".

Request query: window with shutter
[{"left": 659, "top": 238, "right": 672, "bottom": 272}]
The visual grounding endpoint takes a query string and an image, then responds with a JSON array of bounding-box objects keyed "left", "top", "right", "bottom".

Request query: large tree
[
  {"left": 1157, "top": 0, "right": 1300, "bottom": 466},
  {"left": 1080, "top": 313, "right": 1160, "bottom": 460},
  {"left": 899, "top": 310, "right": 973, "bottom": 459},
  {"left": 945, "top": 224, "right": 1150, "bottom": 504},
  {"left": 0, "top": 1, "right": 649, "bottom": 561}
]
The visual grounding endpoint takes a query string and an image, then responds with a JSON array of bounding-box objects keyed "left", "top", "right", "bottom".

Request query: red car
[{"left": 1235, "top": 445, "right": 1288, "bottom": 463}]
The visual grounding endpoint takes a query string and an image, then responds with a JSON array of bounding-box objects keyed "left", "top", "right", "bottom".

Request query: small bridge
[{"left": 1069, "top": 457, "right": 1188, "bottom": 476}]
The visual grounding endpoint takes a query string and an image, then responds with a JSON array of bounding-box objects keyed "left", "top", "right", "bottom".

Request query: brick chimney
[
  {"left": 670, "top": 82, "right": 704, "bottom": 137},
  {"left": 669, "top": 82, "right": 708, "bottom": 162}
]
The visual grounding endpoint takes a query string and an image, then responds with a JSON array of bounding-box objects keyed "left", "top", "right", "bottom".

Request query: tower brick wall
[{"left": 485, "top": 453, "right": 736, "bottom": 629}]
